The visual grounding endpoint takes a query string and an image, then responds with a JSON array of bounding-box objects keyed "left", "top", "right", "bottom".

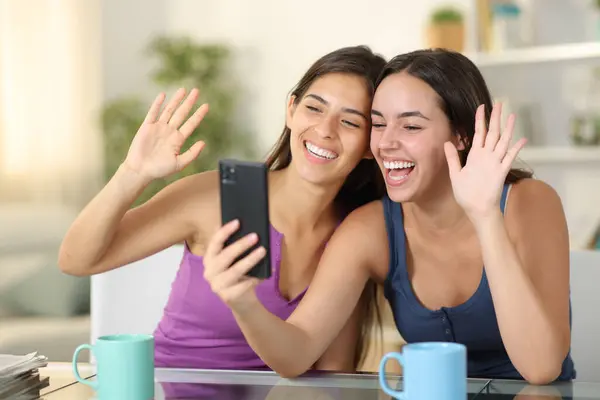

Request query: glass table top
[
  {"left": 480, "top": 379, "right": 600, "bottom": 399},
  {"left": 153, "top": 368, "right": 486, "bottom": 399},
  {"left": 38, "top": 366, "right": 600, "bottom": 399},
  {"left": 149, "top": 368, "right": 600, "bottom": 399}
]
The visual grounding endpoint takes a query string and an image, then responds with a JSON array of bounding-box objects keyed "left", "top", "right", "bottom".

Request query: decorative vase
[{"left": 426, "top": 22, "right": 465, "bottom": 52}]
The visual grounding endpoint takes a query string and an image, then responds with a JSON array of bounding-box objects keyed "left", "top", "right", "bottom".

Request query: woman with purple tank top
[
  {"left": 59, "top": 46, "right": 388, "bottom": 372},
  {"left": 203, "top": 49, "right": 575, "bottom": 384}
]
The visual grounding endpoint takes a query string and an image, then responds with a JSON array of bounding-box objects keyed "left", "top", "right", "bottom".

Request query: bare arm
[
  {"left": 59, "top": 170, "right": 217, "bottom": 276},
  {"left": 58, "top": 88, "right": 212, "bottom": 276},
  {"left": 444, "top": 104, "right": 569, "bottom": 384},
  {"left": 58, "top": 170, "right": 217, "bottom": 276},
  {"left": 58, "top": 163, "right": 150, "bottom": 274},
  {"left": 231, "top": 202, "right": 388, "bottom": 377},
  {"left": 312, "top": 292, "right": 366, "bottom": 372},
  {"left": 477, "top": 179, "right": 571, "bottom": 384}
]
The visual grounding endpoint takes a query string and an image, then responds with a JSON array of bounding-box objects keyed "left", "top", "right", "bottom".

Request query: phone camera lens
[{"left": 221, "top": 164, "right": 236, "bottom": 183}]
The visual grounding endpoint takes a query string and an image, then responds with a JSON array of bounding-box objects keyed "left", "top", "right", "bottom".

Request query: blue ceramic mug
[
  {"left": 379, "top": 342, "right": 467, "bottom": 400},
  {"left": 72, "top": 334, "right": 155, "bottom": 400}
]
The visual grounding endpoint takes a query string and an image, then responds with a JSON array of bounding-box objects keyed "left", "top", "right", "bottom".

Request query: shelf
[
  {"left": 468, "top": 42, "right": 600, "bottom": 68},
  {"left": 518, "top": 146, "right": 600, "bottom": 163}
]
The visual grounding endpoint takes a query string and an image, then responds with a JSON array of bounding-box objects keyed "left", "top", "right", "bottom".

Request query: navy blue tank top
[{"left": 382, "top": 184, "right": 576, "bottom": 381}]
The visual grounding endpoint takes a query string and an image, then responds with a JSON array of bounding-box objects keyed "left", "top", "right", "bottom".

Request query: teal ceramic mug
[
  {"left": 72, "top": 334, "right": 155, "bottom": 400},
  {"left": 379, "top": 342, "right": 467, "bottom": 400}
]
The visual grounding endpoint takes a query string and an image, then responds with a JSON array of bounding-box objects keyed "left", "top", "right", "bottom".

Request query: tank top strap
[
  {"left": 500, "top": 183, "right": 511, "bottom": 215},
  {"left": 382, "top": 195, "right": 406, "bottom": 280}
]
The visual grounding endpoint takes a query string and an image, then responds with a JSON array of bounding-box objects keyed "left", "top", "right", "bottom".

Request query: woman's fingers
[
  {"left": 484, "top": 102, "right": 502, "bottom": 150},
  {"left": 472, "top": 104, "right": 486, "bottom": 148},
  {"left": 494, "top": 113, "right": 516, "bottom": 159},
  {"left": 204, "top": 220, "right": 240, "bottom": 263},
  {"left": 218, "top": 278, "right": 260, "bottom": 306},
  {"left": 179, "top": 103, "right": 210, "bottom": 138},
  {"left": 209, "top": 246, "right": 266, "bottom": 292},
  {"left": 143, "top": 92, "right": 166, "bottom": 124},
  {"left": 158, "top": 88, "right": 187, "bottom": 123},
  {"left": 168, "top": 88, "right": 200, "bottom": 129},
  {"left": 216, "top": 232, "right": 260, "bottom": 270}
]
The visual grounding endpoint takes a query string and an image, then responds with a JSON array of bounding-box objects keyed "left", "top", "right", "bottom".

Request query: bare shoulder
[
  {"left": 344, "top": 199, "right": 386, "bottom": 230},
  {"left": 508, "top": 178, "right": 562, "bottom": 205},
  {"left": 505, "top": 178, "right": 568, "bottom": 247},
  {"left": 336, "top": 200, "right": 389, "bottom": 281},
  {"left": 506, "top": 178, "right": 564, "bottom": 223}
]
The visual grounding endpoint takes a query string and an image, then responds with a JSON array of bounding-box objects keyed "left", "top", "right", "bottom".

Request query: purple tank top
[{"left": 153, "top": 225, "right": 307, "bottom": 369}]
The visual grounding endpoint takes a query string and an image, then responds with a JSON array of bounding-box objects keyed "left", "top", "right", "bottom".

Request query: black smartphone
[{"left": 219, "top": 159, "right": 271, "bottom": 280}]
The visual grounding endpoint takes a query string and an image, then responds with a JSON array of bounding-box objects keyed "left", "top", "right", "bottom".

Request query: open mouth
[
  {"left": 383, "top": 160, "right": 415, "bottom": 185},
  {"left": 304, "top": 141, "right": 339, "bottom": 161}
]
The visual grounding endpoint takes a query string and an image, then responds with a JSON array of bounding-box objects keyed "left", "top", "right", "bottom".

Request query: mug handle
[
  {"left": 378, "top": 352, "right": 405, "bottom": 399},
  {"left": 72, "top": 344, "right": 99, "bottom": 390}
]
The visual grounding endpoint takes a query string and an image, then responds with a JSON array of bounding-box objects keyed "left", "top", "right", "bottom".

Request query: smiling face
[
  {"left": 370, "top": 72, "right": 465, "bottom": 203},
  {"left": 286, "top": 72, "right": 372, "bottom": 186}
]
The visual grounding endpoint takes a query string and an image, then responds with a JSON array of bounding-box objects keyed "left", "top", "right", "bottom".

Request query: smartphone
[{"left": 219, "top": 159, "right": 271, "bottom": 280}]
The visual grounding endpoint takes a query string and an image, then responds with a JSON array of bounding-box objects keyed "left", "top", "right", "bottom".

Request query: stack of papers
[{"left": 0, "top": 352, "right": 49, "bottom": 399}]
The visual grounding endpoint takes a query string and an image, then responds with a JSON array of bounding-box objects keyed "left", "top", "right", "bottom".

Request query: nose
[
  {"left": 314, "top": 115, "right": 338, "bottom": 140},
  {"left": 377, "top": 126, "right": 400, "bottom": 150}
]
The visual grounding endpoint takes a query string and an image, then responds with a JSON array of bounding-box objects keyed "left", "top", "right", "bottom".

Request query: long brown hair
[
  {"left": 264, "top": 46, "right": 387, "bottom": 369},
  {"left": 376, "top": 48, "right": 533, "bottom": 184}
]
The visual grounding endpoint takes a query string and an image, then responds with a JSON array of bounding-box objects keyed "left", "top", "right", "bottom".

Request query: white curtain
[{"left": 0, "top": 0, "right": 104, "bottom": 206}]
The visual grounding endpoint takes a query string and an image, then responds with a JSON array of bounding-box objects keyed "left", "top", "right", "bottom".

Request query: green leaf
[{"left": 430, "top": 7, "right": 464, "bottom": 24}]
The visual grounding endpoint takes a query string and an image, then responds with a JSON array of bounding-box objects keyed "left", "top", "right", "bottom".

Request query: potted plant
[
  {"left": 425, "top": 6, "right": 465, "bottom": 52},
  {"left": 101, "top": 36, "right": 256, "bottom": 206}
]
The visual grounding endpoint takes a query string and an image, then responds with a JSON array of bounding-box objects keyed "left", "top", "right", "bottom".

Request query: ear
[
  {"left": 455, "top": 133, "right": 467, "bottom": 151},
  {"left": 285, "top": 95, "right": 298, "bottom": 128}
]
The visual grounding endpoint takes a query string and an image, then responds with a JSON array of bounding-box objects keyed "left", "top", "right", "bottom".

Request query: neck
[
  {"left": 404, "top": 180, "right": 470, "bottom": 234},
  {"left": 269, "top": 166, "right": 342, "bottom": 234}
]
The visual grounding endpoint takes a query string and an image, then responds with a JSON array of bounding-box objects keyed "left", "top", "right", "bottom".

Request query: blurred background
[{"left": 1, "top": 0, "right": 599, "bottom": 364}]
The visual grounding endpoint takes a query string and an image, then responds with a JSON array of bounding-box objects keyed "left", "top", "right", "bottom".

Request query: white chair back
[
  {"left": 569, "top": 250, "right": 600, "bottom": 382},
  {"left": 90, "top": 245, "right": 184, "bottom": 354}
]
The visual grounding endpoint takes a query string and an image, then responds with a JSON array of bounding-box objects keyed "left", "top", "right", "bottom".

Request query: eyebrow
[
  {"left": 305, "top": 93, "right": 368, "bottom": 121},
  {"left": 371, "top": 109, "right": 431, "bottom": 120}
]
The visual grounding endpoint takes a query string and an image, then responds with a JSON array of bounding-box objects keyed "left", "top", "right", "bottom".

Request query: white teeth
[
  {"left": 305, "top": 142, "right": 338, "bottom": 160},
  {"left": 383, "top": 160, "right": 415, "bottom": 170}
]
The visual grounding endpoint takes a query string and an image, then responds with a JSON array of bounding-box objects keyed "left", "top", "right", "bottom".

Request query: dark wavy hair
[
  {"left": 376, "top": 48, "right": 533, "bottom": 184},
  {"left": 265, "top": 45, "right": 387, "bottom": 370}
]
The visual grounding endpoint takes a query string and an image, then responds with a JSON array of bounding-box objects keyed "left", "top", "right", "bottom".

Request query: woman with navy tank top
[
  {"left": 59, "top": 46, "right": 388, "bottom": 372},
  {"left": 207, "top": 49, "right": 576, "bottom": 384}
]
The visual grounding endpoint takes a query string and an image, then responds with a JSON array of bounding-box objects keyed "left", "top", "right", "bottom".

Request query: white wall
[
  {"left": 101, "top": 0, "right": 169, "bottom": 102},
  {"left": 103, "top": 0, "right": 472, "bottom": 153},
  {"left": 170, "top": 0, "right": 478, "bottom": 151}
]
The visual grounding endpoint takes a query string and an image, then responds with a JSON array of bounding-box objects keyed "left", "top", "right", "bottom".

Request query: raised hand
[
  {"left": 123, "top": 88, "right": 209, "bottom": 181},
  {"left": 203, "top": 220, "right": 267, "bottom": 311},
  {"left": 444, "top": 103, "right": 527, "bottom": 222}
]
